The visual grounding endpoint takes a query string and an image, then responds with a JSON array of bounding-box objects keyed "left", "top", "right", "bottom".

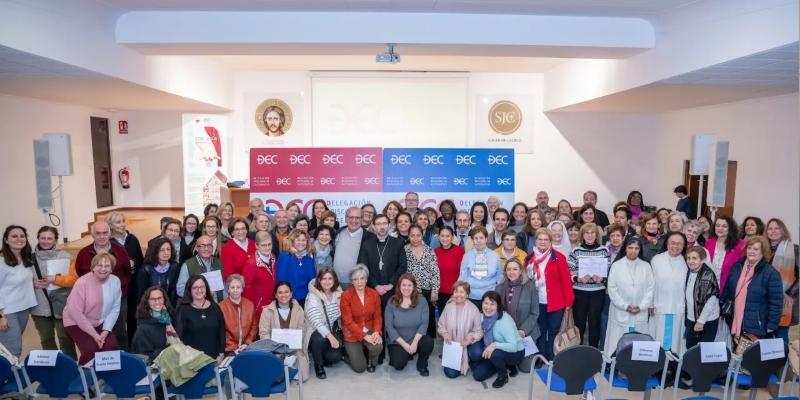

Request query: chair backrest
[
  {"left": 740, "top": 342, "right": 787, "bottom": 388},
  {"left": 0, "top": 356, "right": 17, "bottom": 393},
  {"left": 169, "top": 362, "right": 216, "bottom": 398},
  {"left": 553, "top": 345, "right": 603, "bottom": 395},
  {"left": 94, "top": 351, "right": 149, "bottom": 398},
  {"left": 614, "top": 343, "right": 667, "bottom": 391},
  {"left": 24, "top": 352, "right": 84, "bottom": 398},
  {"left": 680, "top": 344, "right": 731, "bottom": 393},
  {"left": 230, "top": 350, "right": 286, "bottom": 396}
]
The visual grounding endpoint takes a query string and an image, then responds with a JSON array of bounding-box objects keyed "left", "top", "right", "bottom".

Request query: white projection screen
[{"left": 311, "top": 74, "right": 468, "bottom": 147}]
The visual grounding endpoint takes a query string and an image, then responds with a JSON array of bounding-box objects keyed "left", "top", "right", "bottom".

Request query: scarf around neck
[
  {"left": 151, "top": 309, "right": 172, "bottom": 325},
  {"left": 482, "top": 313, "right": 498, "bottom": 346}
]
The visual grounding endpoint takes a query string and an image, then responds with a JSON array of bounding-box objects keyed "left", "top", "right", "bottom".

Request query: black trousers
[
  {"left": 420, "top": 289, "right": 437, "bottom": 338},
  {"left": 309, "top": 331, "right": 344, "bottom": 366},
  {"left": 684, "top": 318, "right": 719, "bottom": 350},
  {"left": 573, "top": 289, "right": 604, "bottom": 348},
  {"left": 436, "top": 293, "right": 451, "bottom": 316},
  {"left": 387, "top": 335, "right": 434, "bottom": 371}
]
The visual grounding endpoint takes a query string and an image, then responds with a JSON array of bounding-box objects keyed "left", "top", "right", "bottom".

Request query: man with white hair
[{"left": 334, "top": 207, "right": 375, "bottom": 288}]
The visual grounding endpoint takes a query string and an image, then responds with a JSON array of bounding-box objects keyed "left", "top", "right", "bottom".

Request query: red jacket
[
  {"left": 340, "top": 287, "right": 382, "bottom": 343},
  {"left": 434, "top": 245, "right": 465, "bottom": 295},
  {"left": 241, "top": 256, "right": 276, "bottom": 322},
  {"left": 221, "top": 239, "right": 256, "bottom": 280},
  {"left": 74, "top": 241, "right": 132, "bottom": 296},
  {"left": 527, "top": 250, "right": 575, "bottom": 313}
]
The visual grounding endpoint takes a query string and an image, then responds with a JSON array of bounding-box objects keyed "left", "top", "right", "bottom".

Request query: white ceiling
[
  {"left": 96, "top": 0, "right": 698, "bottom": 19},
  {"left": 660, "top": 44, "right": 798, "bottom": 86}
]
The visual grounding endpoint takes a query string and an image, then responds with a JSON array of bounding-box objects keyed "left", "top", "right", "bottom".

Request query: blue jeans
[
  {"left": 471, "top": 345, "right": 525, "bottom": 382},
  {"left": 776, "top": 326, "right": 789, "bottom": 344},
  {"left": 536, "top": 305, "right": 564, "bottom": 361}
]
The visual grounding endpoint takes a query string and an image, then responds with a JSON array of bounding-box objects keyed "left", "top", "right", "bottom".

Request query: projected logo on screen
[
  {"left": 255, "top": 98, "right": 293, "bottom": 137},
  {"left": 489, "top": 100, "right": 522, "bottom": 135}
]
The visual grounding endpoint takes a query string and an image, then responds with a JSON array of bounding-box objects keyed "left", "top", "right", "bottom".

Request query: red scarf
[{"left": 528, "top": 246, "right": 552, "bottom": 281}]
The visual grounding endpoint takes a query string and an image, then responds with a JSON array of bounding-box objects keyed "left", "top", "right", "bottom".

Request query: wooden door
[
  {"left": 90, "top": 117, "right": 114, "bottom": 208},
  {"left": 683, "top": 160, "right": 737, "bottom": 218}
]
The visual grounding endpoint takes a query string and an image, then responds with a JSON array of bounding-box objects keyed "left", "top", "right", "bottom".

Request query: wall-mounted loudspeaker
[
  {"left": 43, "top": 133, "right": 73, "bottom": 176},
  {"left": 690, "top": 134, "right": 717, "bottom": 175},
  {"left": 706, "top": 140, "right": 729, "bottom": 208},
  {"left": 33, "top": 140, "right": 53, "bottom": 209}
]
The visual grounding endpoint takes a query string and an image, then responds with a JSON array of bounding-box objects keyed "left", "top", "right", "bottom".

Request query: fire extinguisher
[{"left": 118, "top": 167, "right": 130, "bottom": 189}]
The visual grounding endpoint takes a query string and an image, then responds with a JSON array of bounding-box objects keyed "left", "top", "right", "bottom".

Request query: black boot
[
  {"left": 314, "top": 363, "right": 327, "bottom": 379},
  {"left": 508, "top": 365, "right": 519, "bottom": 377},
  {"left": 492, "top": 373, "right": 509, "bottom": 388}
]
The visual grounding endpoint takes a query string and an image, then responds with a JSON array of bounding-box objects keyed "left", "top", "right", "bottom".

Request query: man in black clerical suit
[{"left": 358, "top": 213, "right": 408, "bottom": 308}]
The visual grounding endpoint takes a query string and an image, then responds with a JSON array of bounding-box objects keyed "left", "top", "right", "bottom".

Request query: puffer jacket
[{"left": 722, "top": 258, "right": 783, "bottom": 338}]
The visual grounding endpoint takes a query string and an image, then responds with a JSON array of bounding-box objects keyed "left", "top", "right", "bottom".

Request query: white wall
[
  {"left": 653, "top": 93, "right": 799, "bottom": 237},
  {"left": 109, "top": 112, "right": 185, "bottom": 208},
  {"left": 0, "top": 94, "right": 107, "bottom": 241}
]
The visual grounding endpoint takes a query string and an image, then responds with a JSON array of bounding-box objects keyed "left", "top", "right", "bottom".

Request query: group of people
[{"left": 0, "top": 189, "right": 796, "bottom": 389}]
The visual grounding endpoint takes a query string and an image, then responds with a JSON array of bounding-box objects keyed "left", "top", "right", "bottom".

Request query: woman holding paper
[
  {"left": 604, "top": 236, "right": 654, "bottom": 357},
  {"left": 459, "top": 226, "right": 502, "bottom": 308},
  {"left": 384, "top": 273, "right": 434, "bottom": 376},
  {"left": 258, "top": 281, "right": 309, "bottom": 381},
  {"left": 220, "top": 274, "right": 257, "bottom": 355},
  {"left": 31, "top": 226, "right": 78, "bottom": 360},
  {"left": 437, "top": 281, "right": 483, "bottom": 378},
  {"left": 220, "top": 217, "right": 256, "bottom": 280},
  {"left": 470, "top": 291, "right": 525, "bottom": 388},
  {"left": 683, "top": 246, "right": 720, "bottom": 349},
  {"left": 175, "top": 275, "right": 225, "bottom": 362},
  {"left": 495, "top": 258, "right": 539, "bottom": 372},
  {"left": 63, "top": 253, "right": 121, "bottom": 364},
  {"left": 276, "top": 229, "right": 316, "bottom": 307},
  {"left": 568, "top": 223, "right": 609, "bottom": 349}
]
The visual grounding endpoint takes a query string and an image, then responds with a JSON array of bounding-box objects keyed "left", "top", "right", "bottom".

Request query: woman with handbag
[
  {"left": 31, "top": 226, "right": 78, "bottom": 360},
  {"left": 525, "top": 228, "right": 574, "bottom": 361},
  {"left": 721, "top": 235, "right": 783, "bottom": 352},
  {"left": 604, "top": 236, "right": 654, "bottom": 357},
  {"left": 305, "top": 269, "right": 344, "bottom": 379}
]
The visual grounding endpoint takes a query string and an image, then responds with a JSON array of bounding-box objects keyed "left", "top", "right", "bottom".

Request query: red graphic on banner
[{"left": 250, "top": 148, "right": 383, "bottom": 192}]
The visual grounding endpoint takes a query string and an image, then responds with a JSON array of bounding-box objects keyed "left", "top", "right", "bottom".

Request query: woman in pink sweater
[{"left": 63, "top": 253, "right": 121, "bottom": 364}]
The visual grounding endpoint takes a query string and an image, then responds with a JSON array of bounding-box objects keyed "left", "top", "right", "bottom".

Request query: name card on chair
[
  {"left": 28, "top": 350, "right": 59, "bottom": 366},
  {"left": 759, "top": 338, "right": 785, "bottom": 361},
  {"left": 94, "top": 351, "right": 122, "bottom": 371},
  {"left": 700, "top": 342, "right": 728, "bottom": 363},
  {"left": 631, "top": 341, "right": 660, "bottom": 362}
]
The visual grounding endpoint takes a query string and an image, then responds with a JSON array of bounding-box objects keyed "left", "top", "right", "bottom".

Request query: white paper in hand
[
  {"left": 441, "top": 341, "right": 463, "bottom": 371},
  {"left": 27, "top": 350, "right": 59, "bottom": 366},
  {"left": 523, "top": 336, "right": 539, "bottom": 357},
  {"left": 631, "top": 341, "right": 660, "bottom": 362},
  {"left": 700, "top": 342, "right": 728, "bottom": 363},
  {"left": 272, "top": 329, "right": 303, "bottom": 349},
  {"left": 45, "top": 259, "right": 69, "bottom": 291},
  {"left": 202, "top": 270, "right": 225, "bottom": 292},
  {"left": 759, "top": 338, "right": 785, "bottom": 361}
]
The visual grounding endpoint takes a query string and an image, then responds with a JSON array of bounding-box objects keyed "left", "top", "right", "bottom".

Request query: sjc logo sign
[
  {"left": 256, "top": 154, "right": 278, "bottom": 165},
  {"left": 455, "top": 155, "right": 476, "bottom": 165},
  {"left": 423, "top": 154, "right": 444, "bottom": 165},
  {"left": 390, "top": 154, "right": 412, "bottom": 165},
  {"left": 488, "top": 155, "right": 509, "bottom": 165},
  {"left": 289, "top": 154, "right": 311, "bottom": 165},
  {"left": 355, "top": 154, "right": 377, "bottom": 165},
  {"left": 322, "top": 154, "right": 343, "bottom": 165}
]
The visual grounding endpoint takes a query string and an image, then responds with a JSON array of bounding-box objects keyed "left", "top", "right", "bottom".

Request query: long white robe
[
  {"left": 649, "top": 252, "right": 688, "bottom": 354},
  {"left": 604, "top": 257, "right": 655, "bottom": 357}
]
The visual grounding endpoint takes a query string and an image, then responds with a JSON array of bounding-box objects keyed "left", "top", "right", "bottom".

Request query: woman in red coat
[
  {"left": 525, "top": 227, "right": 575, "bottom": 360},
  {"left": 241, "top": 231, "right": 275, "bottom": 321},
  {"left": 221, "top": 218, "right": 256, "bottom": 280}
]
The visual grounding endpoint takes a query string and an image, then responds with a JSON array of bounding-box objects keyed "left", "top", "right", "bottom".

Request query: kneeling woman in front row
[
  {"left": 385, "top": 273, "right": 434, "bottom": 376},
  {"left": 470, "top": 290, "right": 525, "bottom": 388},
  {"left": 259, "top": 281, "right": 310, "bottom": 382}
]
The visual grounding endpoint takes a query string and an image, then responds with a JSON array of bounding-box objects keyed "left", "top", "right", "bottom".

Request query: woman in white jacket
[
  {"left": 304, "top": 270, "right": 344, "bottom": 379},
  {"left": 604, "top": 236, "right": 654, "bottom": 357}
]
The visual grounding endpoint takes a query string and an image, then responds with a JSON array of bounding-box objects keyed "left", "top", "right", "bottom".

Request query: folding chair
[
  {"left": 23, "top": 351, "right": 98, "bottom": 399},
  {"left": 672, "top": 344, "right": 732, "bottom": 400},
  {"left": 227, "top": 350, "right": 298, "bottom": 399},
  {"left": 604, "top": 342, "right": 669, "bottom": 400},
  {"left": 92, "top": 351, "right": 160, "bottom": 399},
  {"left": 727, "top": 341, "right": 789, "bottom": 400},
  {"left": 528, "top": 345, "right": 605, "bottom": 400}
]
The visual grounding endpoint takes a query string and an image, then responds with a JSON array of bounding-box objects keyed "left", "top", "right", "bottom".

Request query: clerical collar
[{"left": 377, "top": 234, "right": 389, "bottom": 242}]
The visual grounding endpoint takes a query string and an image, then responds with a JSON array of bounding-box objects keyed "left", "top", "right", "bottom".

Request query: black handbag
[{"left": 321, "top": 300, "right": 343, "bottom": 341}]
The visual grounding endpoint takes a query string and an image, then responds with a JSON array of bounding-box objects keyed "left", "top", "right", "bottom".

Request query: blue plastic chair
[
  {"left": 603, "top": 342, "right": 669, "bottom": 400},
  {"left": 528, "top": 345, "right": 604, "bottom": 400},
  {"left": 727, "top": 341, "right": 789, "bottom": 400},
  {"left": 23, "top": 351, "right": 97, "bottom": 399},
  {"left": 0, "top": 355, "right": 25, "bottom": 396},
  {"left": 672, "top": 344, "right": 731, "bottom": 400},
  {"left": 92, "top": 351, "right": 160, "bottom": 399},
  {"left": 163, "top": 362, "right": 226, "bottom": 400},
  {"left": 226, "top": 350, "right": 297, "bottom": 399}
]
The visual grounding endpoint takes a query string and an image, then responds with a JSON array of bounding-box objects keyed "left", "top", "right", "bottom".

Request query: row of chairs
[
  {"left": 528, "top": 341, "right": 797, "bottom": 400},
  {"left": 0, "top": 349, "right": 300, "bottom": 399}
]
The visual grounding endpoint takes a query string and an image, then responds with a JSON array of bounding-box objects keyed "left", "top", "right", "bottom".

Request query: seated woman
[
  {"left": 340, "top": 265, "right": 383, "bottom": 373},
  {"left": 384, "top": 273, "right": 434, "bottom": 376},
  {"left": 258, "top": 281, "right": 309, "bottom": 381},
  {"left": 459, "top": 226, "right": 503, "bottom": 308},
  {"left": 63, "top": 253, "right": 121, "bottom": 364},
  {"left": 132, "top": 287, "right": 176, "bottom": 363},
  {"left": 220, "top": 274, "right": 257, "bottom": 355},
  {"left": 437, "top": 281, "right": 483, "bottom": 379},
  {"left": 175, "top": 275, "right": 225, "bottom": 362},
  {"left": 241, "top": 231, "right": 276, "bottom": 322},
  {"left": 135, "top": 236, "right": 180, "bottom": 307},
  {"left": 305, "top": 270, "right": 344, "bottom": 379},
  {"left": 470, "top": 291, "right": 525, "bottom": 388},
  {"left": 495, "top": 258, "right": 539, "bottom": 373}
]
